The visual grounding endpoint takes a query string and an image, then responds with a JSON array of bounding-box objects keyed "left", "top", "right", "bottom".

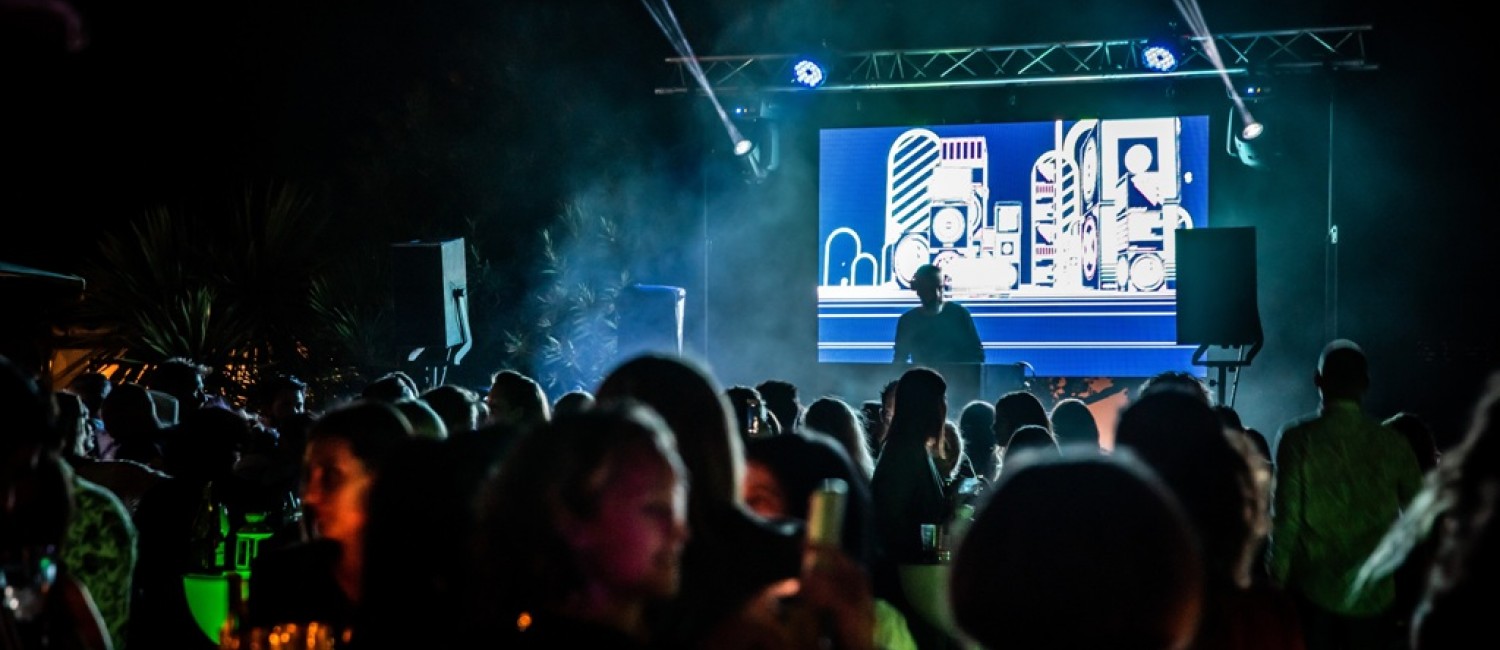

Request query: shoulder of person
[
  {"left": 1277, "top": 412, "right": 1320, "bottom": 437},
  {"left": 70, "top": 474, "right": 133, "bottom": 519},
  {"left": 1271, "top": 416, "right": 1319, "bottom": 459}
]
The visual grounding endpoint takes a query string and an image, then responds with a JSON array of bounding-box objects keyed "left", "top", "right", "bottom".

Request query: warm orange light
[{"left": 516, "top": 611, "right": 533, "bottom": 632}]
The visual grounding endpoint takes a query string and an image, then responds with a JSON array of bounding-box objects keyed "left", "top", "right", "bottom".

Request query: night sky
[{"left": 3, "top": 1, "right": 1492, "bottom": 445}]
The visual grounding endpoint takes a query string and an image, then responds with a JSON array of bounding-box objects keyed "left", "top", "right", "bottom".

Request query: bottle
[
  {"left": 783, "top": 479, "right": 850, "bottom": 646},
  {"left": 192, "top": 482, "right": 228, "bottom": 572},
  {"left": 806, "top": 478, "right": 848, "bottom": 548},
  {"left": 215, "top": 496, "right": 230, "bottom": 569}
]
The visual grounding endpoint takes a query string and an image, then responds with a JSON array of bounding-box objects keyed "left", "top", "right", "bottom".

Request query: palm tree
[
  {"left": 70, "top": 182, "right": 389, "bottom": 406},
  {"left": 499, "top": 201, "right": 631, "bottom": 396}
]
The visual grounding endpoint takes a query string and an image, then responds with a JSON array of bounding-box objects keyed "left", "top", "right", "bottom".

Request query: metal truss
[{"left": 655, "top": 25, "right": 1374, "bottom": 95}]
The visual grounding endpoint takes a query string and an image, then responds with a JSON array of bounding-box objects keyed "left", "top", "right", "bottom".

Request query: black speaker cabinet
[
  {"left": 1175, "top": 227, "right": 1262, "bottom": 347},
  {"left": 391, "top": 239, "right": 467, "bottom": 351},
  {"left": 616, "top": 284, "right": 685, "bottom": 361}
]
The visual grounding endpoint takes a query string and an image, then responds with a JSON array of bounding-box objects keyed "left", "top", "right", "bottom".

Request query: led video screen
[{"left": 817, "top": 116, "right": 1210, "bottom": 377}]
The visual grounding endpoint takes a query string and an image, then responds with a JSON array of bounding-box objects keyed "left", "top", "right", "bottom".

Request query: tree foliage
[
  {"left": 499, "top": 201, "right": 634, "bottom": 396},
  {"left": 72, "top": 182, "right": 386, "bottom": 405}
]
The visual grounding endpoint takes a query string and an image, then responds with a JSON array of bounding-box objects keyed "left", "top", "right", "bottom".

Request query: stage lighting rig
[
  {"left": 730, "top": 99, "right": 779, "bottom": 182},
  {"left": 657, "top": 26, "right": 1375, "bottom": 94},
  {"left": 1227, "top": 105, "right": 1268, "bottom": 168},
  {"left": 792, "top": 57, "right": 826, "bottom": 88},
  {"left": 1141, "top": 25, "right": 1184, "bottom": 73}
]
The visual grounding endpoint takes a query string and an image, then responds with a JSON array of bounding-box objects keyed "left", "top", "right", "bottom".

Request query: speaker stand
[{"left": 1191, "top": 340, "right": 1262, "bottom": 408}]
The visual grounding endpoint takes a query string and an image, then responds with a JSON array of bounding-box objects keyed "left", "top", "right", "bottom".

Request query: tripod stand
[{"left": 1191, "top": 339, "right": 1262, "bottom": 408}]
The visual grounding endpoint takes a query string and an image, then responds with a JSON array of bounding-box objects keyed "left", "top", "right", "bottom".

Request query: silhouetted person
[
  {"left": 248, "top": 400, "right": 413, "bottom": 638},
  {"left": 999, "top": 424, "right": 1061, "bottom": 476},
  {"left": 1050, "top": 397, "right": 1101, "bottom": 451},
  {"left": 67, "top": 370, "right": 112, "bottom": 442},
  {"left": 756, "top": 378, "right": 803, "bottom": 433},
  {"left": 46, "top": 391, "right": 138, "bottom": 649},
  {"left": 393, "top": 397, "right": 448, "bottom": 441},
  {"left": 1, "top": 354, "right": 114, "bottom": 650},
  {"left": 861, "top": 399, "right": 886, "bottom": 460},
  {"left": 253, "top": 373, "right": 307, "bottom": 436},
  {"left": 356, "top": 430, "right": 511, "bottom": 650},
  {"left": 1269, "top": 339, "right": 1422, "bottom": 650},
  {"left": 891, "top": 264, "right": 982, "bottom": 368},
  {"left": 100, "top": 382, "right": 167, "bottom": 471},
  {"left": 875, "top": 378, "right": 900, "bottom": 452},
  {"left": 892, "top": 264, "right": 982, "bottom": 407},
  {"left": 1356, "top": 374, "right": 1500, "bottom": 650},
  {"left": 471, "top": 401, "right": 689, "bottom": 649},
  {"left": 803, "top": 395, "right": 876, "bottom": 480},
  {"left": 991, "top": 390, "right": 1050, "bottom": 478},
  {"left": 130, "top": 405, "right": 263, "bottom": 650},
  {"left": 145, "top": 356, "right": 216, "bottom": 415},
  {"left": 1138, "top": 370, "right": 1213, "bottom": 406},
  {"left": 956, "top": 400, "right": 996, "bottom": 479},
  {"left": 0, "top": 451, "right": 113, "bottom": 650},
  {"left": 725, "top": 385, "right": 773, "bottom": 442},
  {"left": 742, "top": 429, "right": 913, "bottom": 649},
  {"left": 1117, "top": 391, "right": 1304, "bottom": 650},
  {"left": 421, "top": 383, "right": 483, "bottom": 436},
  {"left": 949, "top": 448, "right": 1205, "bottom": 650},
  {"left": 550, "top": 389, "right": 594, "bottom": 418},
  {"left": 932, "top": 420, "right": 974, "bottom": 484},
  {"left": 360, "top": 371, "right": 418, "bottom": 403},
  {"left": 870, "top": 366, "right": 958, "bottom": 650},
  {"left": 483, "top": 369, "right": 549, "bottom": 430},
  {"left": 1384, "top": 412, "right": 1441, "bottom": 475},
  {"left": 1399, "top": 372, "right": 1500, "bottom": 649},
  {"left": 595, "top": 354, "right": 801, "bottom": 649}
]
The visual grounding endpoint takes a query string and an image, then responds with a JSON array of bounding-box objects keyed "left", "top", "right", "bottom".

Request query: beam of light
[
  {"left": 640, "top": 0, "right": 747, "bottom": 154},
  {"left": 1173, "top": 0, "right": 1259, "bottom": 133}
]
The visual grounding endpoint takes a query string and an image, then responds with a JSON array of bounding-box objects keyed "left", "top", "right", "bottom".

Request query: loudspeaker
[
  {"left": 391, "top": 239, "right": 468, "bottom": 351},
  {"left": 616, "top": 284, "right": 685, "bottom": 361},
  {"left": 1176, "top": 227, "right": 1262, "bottom": 346}
]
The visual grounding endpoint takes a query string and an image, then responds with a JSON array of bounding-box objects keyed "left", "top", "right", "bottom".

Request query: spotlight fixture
[
  {"left": 1227, "top": 106, "right": 1268, "bottom": 169},
  {"left": 1142, "top": 43, "right": 1178, "bottom": 73},
  {"left": 1141, "top": 24, "right": 1183, "bottom": 74},
  {"left": 730, "top": 108, "right": 779, "bottom": 182},
  {"left": 1233, "top": 134, "right": 1263, "bottom": 168},
  {"left": 728, "top": 99, "right": 764, "bottom": 156},
  {"left": 792, "top": 57, "right": 827, "bottom": 88}
]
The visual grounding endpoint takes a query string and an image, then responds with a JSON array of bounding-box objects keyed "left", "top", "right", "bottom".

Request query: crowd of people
[{"left": 1, "top": 337, "right": 1493, "bottom": 649}]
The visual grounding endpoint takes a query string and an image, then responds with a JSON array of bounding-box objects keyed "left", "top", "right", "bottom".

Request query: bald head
[
  {"left": 912, "top": 264, "right": 943, "bottom": 309},
  {"left": 1317, "top": 339, "right": 1369, "bottom": 400}
]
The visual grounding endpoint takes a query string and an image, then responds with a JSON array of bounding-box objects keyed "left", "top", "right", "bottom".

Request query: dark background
[{"left": 2, "top": 0, "right": 1492, "bottom": 448}]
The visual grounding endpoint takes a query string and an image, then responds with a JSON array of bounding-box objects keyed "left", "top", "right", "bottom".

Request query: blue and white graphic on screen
[{"left": 817, "top": 116, "right": 1210, "bottom": 377}]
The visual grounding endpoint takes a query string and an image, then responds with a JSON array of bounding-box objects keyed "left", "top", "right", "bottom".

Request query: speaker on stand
[
  {"left": 1176, "top": 227, "right": 1263, "bottom": 407},
  {"left": 390, "top": 239, "right": 472, "bottom": 389},
  {"left": 616, "top": 284, "right": 686, "bottom": 363}
]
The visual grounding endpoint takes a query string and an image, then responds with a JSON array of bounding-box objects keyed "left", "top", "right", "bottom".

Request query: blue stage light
[
  {"left": 1141, "top": 40, "right": 1179, "bottom": 73},
  {"left": 792, "top": 58, "right": 826, "bottom": 88}
]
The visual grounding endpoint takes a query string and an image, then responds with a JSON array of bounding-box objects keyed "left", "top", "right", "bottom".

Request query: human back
[{"left": 1268, "top": 338, "right": 1423, "bottom": 649}]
